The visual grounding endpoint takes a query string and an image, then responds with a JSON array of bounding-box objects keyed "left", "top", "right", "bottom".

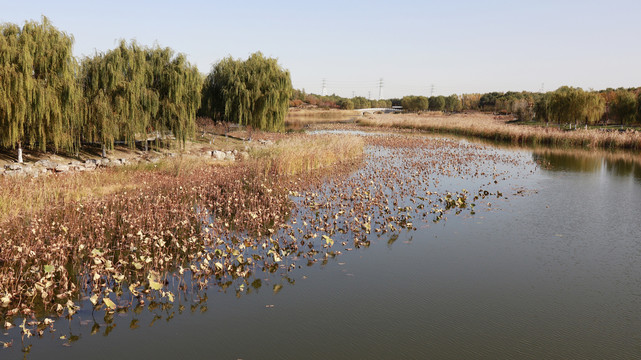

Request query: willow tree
[
  {"left": 549, "top": 87, "right": 585, "bottom": 126},
  {"left": 549, "top": 87, "right": 604, "bottom": 127},
  {"left": 81, "top": 41, "right": 158, "bottom": 155},
  {"left": 445, "top": 94, "right": 462, "bottom": 113},
  {"left": 428, "top": 96, "right": 446, "bottom": 111},
  {"left": 534, "top": 93, "right": 551, "bottom": 123},
  {"left": 401, "top": 96, "right": 428, "bottom": 112},
  {"left": 202, "top": 52, "right": 292, "bottom": 131},
  {"left": 0, "top": 16, "right": 82, "bottom": 163},
  {"left": 147, "top": 47, "right": 202, "bottom": 147},
  {"left": 582, "top": 92, "right": 605, "bottom": 126},
  {"left": 81, "top": 41, "right": 200, "bottom": 154}
]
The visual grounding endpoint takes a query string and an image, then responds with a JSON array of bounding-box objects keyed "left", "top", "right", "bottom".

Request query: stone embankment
[{"left": 1, "top": 149, "right": 251, "bottom": 178}]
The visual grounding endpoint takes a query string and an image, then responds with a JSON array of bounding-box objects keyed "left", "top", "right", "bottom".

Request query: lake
[{"left": 4, "top": 130, "right": 641, "bottom": 359}]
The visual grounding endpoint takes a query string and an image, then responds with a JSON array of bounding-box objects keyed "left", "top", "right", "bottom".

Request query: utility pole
[
  {"left": 322, "top": 78, "right": 327, "bottom": 96},
  {"left": 378, "top": 78, "right": 383, "bottom": 100}
]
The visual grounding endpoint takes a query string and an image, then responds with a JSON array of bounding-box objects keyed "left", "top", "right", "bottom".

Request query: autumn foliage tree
[{"left": 609, "top": 89, "right": 637, "bottom": 125}]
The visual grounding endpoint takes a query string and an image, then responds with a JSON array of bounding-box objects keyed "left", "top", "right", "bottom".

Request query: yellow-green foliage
[
  {"left": 202, "top": 52, "right": 292, "bottom": 131},
  {"left": 0, "top": 16, "right": 82, "bottom": 152},
  {"left": 81, "top": 41, "right": 202, "bottom": 149},
  {"left": 549, "top": 86, "right": 605, "bottom": 125}
]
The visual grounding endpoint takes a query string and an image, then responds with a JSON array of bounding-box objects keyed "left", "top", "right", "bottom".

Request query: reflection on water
[{"left": 533, "top": 148, "right": 641, "bottom": 180}]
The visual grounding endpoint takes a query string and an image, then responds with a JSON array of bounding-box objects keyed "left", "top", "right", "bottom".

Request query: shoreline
[{"left": 356, "top": 111, "right": 641, "bottom": 150}]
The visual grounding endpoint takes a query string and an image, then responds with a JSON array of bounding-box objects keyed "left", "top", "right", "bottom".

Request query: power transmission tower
[
  {"left": 378, "top": 78, "right": 383, "bottom": 100},
  {"left": 322, "top": 79, "right": 327, "bottom": 96},
  {"left": 430, "top": 84, "right": 434, "bottom": 97},
  {"left": 368, "top": 91, "right": 371, "bottom": 100},
  {"left": 539, "top": 83, "right": 545, "bottom": 93},
  {"left": 352, "top": 91, "right": 355, "bottom": 98}
]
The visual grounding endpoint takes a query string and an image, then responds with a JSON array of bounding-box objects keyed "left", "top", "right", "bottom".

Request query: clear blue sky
[{"left": 2, "top": 0, "right": 640, "bottom": 98}]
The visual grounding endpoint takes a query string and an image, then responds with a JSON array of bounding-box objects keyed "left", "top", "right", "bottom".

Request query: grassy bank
[{"left": 358, "top": 112, "right": 641, "bottom": 150}]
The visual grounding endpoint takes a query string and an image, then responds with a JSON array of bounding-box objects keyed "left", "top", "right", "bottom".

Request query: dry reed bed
[
  {"left": 285, "top": 109, "right": 360, "bottom": 128},
  {"left": 0, "top": 134, "right": 364, "bottom": 338},
  {"left": 253, "top": 134, "right": 364, "bottom": 175},
  {"left": 358, "top": 113, "right": 641, "bottom": 150}
]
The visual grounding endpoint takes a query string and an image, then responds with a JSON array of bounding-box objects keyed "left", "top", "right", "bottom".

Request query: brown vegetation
[
  {"left": 285, "top": 108, "right": 361, "bottom": 128},
  {"left": 0, "top": 133, "right": 363, "bottom": 333},
  {"left": 358, "top": 112, "right": 641, "bottom": 150}
]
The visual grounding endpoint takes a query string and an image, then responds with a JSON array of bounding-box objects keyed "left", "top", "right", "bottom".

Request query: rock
[
  {"left": 224, "top": 152, "right": 236, "bottom": 161},
  {"left": 99, "top": 158, "right": 110, "bottom": 166},
  {"left": 35, "top": 159, "right": 58, "bottom": 170},
  {"left": 22, "top": 165, "right": 37, "bottom": 175},
  {"left": 168, "top": 153, "right": 177, "bottom": 157},
  {"left": 258, "top": 139, "right": 273, "bottom": 146},
  {"left": 5, "top": 164, "right": 22, "bottom": 171},
  {"left": 55, "top": 164, "right": 70, "bottom": 173},
  {"left": 85, "top": 159, "right": 98, "bottom": 168},
  {"left": 119, "top": 158, "right": 129, "bottom": 165},
  {"left": 211, "top": 150, "right": 226, "bottom": 161},
  {"left": 239, "top": 151, "right": 250, "bottom": 160},
  {"left": 68, "top": 160, "right": 84, "bottom": 171},
  {"left": 232, "top": 149, "right": 238, "bottom": 155}
]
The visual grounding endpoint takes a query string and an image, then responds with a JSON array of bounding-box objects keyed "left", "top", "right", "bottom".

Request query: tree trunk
[
  {"left": 144, "top": 139, "right": 148, "bottom": 152},
  {"left": 17, "top": 142, "right": 23, "bottom": 163},
  {"left": 102, "top": 143, "right": 107, "bottom": 158}
]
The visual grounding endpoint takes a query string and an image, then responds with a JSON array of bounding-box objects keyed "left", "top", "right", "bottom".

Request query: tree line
[
  {"left": 400, "top": 95, "right": 462, "bottom": 113},
  {"left": 1, "top": 17, "right": 293, "bottom": 162},
  {"left": 2, "top": 17, "right": 640, "bottom": 164},
  {"left": 464, "top": 88, "right": 641, "bottom": 126},
  {"left": 289, "top": 86, "right": 641, "bottom": 127},
  {"left": 290, "top": 91, "right": 392, "bottom": 110}
]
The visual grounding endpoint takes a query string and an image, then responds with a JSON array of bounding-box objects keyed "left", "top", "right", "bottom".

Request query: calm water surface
[{"left": 5, "top": 132, "right": 641, "bottom": 359}]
